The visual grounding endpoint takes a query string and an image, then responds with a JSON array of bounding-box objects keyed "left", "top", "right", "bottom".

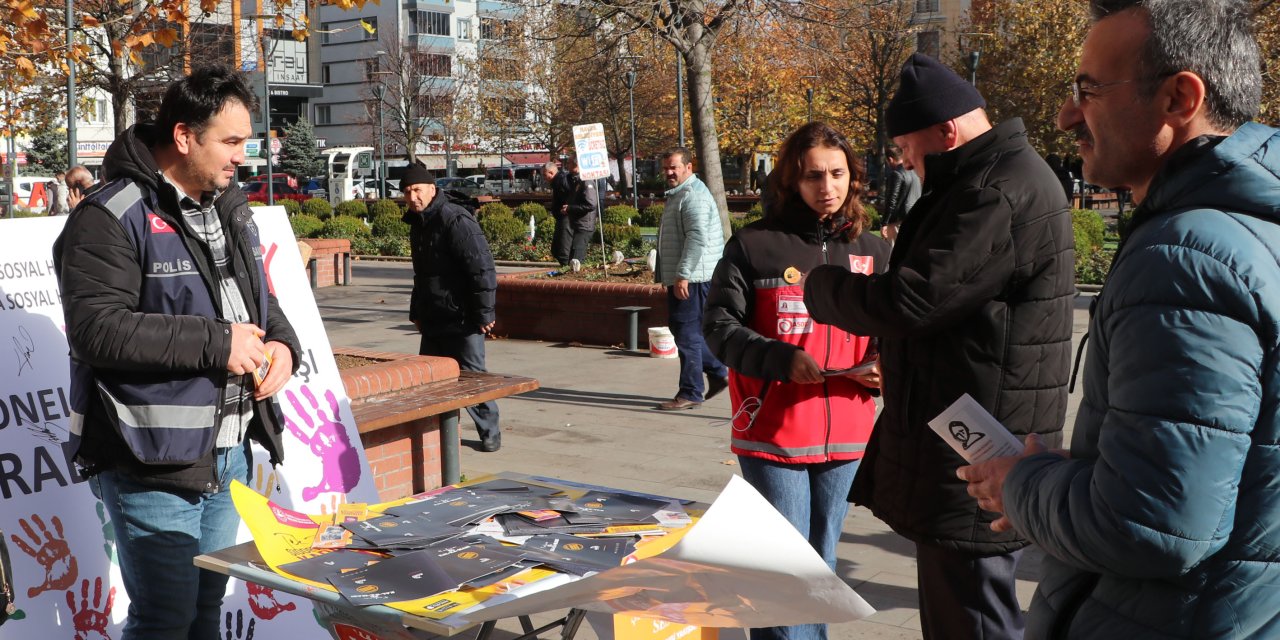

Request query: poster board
[{"left": 0, "top": 208, "right": 379, "bottom": 639}]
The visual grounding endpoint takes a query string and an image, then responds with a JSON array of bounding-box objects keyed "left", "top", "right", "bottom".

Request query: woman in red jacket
[{"left": 704, "top": 121, "right": 890, "bottom": 640}]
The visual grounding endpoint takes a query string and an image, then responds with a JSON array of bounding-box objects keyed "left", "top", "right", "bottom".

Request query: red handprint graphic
[
  {"left": 282, "top": 385, "right": 362, "bottom": 501},
  {"left": 246, "top": 581, "right": 296, "bottom": 620},
  {"left": 11, "top": 514, "right": 78, "bottom": 597},
  {"left": 66, "top": 577, "right": 115, "bottom": 640}
]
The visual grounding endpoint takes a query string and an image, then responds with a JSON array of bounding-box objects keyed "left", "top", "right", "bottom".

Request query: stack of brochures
[{"left": 273, "top": 478, "right": 691, "bottom": 608}]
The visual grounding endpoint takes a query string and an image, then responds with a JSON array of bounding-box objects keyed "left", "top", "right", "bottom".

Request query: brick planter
[
  {"left": 494, "top": 273, "right": 670, "bottom": 347},
  {"left": 336, "top": 347, "right": 460, "bottom": 501},
  {"left": 302, "top": 238, "right": 351, "bottom": 288}
]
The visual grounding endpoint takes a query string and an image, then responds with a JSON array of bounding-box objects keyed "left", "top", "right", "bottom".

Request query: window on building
[
  {"left": 479, "top": 17, "right": 511, "bottom": 40},
  {"left": 321, "top": 22, "right": 332, "bottom": 44},
  {"left": 410, "top": 10, "right": 450, "bottom": 36},
  {"left": 917, "top": 30, "right": 940, "bottom": 57},
  {"left": 482, "top": 96, "right": 524, "bottom": 122},
  {"left": 315, "top": 104, "right": 332, "bottom": 125},
  {"left": 457, "top": 18, "right": 472, "bottom": 40},
  {"left": 414, "top": 53, "right": 452, "bottom": 77},
  {"left": 482, "top": 57, "right": 521, "bottom": 82},
  {"left": 915, "top": 0, "right": 940, "bottom": 12},
  {"left": 419, "top": 94, "right": 454, "bottom": 119},
  {"left": 190, "top": 23, "right": 234, "bottom": 62},
  {"left": 366, "top": 58, "right": 379, "bottom": 76},
  {"left": 363, "top": 17, "right": 378, "bottom": 40},
  {"left": 322, "top": 63, "right": 333, "bottom": 84}
]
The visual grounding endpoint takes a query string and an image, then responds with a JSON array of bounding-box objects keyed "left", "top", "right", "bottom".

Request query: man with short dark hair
[
  {"left": 401, "top": 164, "right": 503, "bottom": 452},
  {"left": 959, "top": 1, "right": 1280, "bottom": 637},
  {"left": 55, "top": 65, "right": 300, "bottom": 639},
  {"left": 878, "top": 146, "right": 919, "bottom": 243},
  {"left": 804, "top": 53, "right": 1074, "bottom": 639},
  {"left": 655, "top": 147, "right": 728, "bottom": 410}
]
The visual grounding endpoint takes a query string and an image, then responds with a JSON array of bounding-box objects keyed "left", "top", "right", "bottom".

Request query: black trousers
[
  {"left": 552, "top": 215, "right": 573, "bottom": 266},
  {"left": 419, "top": 332, "right": 500, "bottom": 440},
  {"left": 916, "top": 543, "right": 1025, "bottom": 640}
]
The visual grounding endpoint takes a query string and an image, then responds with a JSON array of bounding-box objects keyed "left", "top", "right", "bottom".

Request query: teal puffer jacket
[{"left": 1005, "top": 122, "right": 1280, "bottom": 638}]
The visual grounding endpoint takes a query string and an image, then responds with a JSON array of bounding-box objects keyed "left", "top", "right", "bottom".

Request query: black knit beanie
[
  {"left": 401, "top": 164, "right": 435, "bottom": 187},
  {"left": 886, "top": 53, "right": 987, "bottom": 138}
]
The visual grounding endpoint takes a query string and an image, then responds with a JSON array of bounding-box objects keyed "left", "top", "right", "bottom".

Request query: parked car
[
  {"left": 354, "top": 178, "right": 401, "bottom": 199},
  {"left": 12, "top": 176, "right": 57, "bottom": 212},
  {"left": 434, "top": 177, "right": 485, "bottom": 197}
]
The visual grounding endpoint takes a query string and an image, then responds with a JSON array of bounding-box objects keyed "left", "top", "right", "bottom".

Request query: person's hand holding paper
[{"left": 956, "top": 434, "right": 1054, "bottom": 532}]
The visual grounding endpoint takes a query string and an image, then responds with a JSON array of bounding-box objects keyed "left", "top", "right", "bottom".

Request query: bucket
[{"left": 648, "top": 327, "right": 677, "bottom": 359}]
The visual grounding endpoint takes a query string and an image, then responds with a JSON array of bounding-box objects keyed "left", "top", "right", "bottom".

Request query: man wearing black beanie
[
  {"left": 804, "top": 53, "right": 1074, "bottom": 639},
  {"left": 401, "top": 164, "right": 503, "bottom": 452}
]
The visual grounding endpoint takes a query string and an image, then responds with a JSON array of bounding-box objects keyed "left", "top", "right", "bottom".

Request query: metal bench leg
[
  {"left": 442, "top": 409, "right": 460, "bottom": 485},
  {"left": 626, "top": 311, "right": 640, "bottom": 351}
]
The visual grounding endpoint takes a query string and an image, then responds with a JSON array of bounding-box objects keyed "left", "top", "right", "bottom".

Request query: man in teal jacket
[{"left": 959, "top": 1, "right": 1280, "bottom": 637}]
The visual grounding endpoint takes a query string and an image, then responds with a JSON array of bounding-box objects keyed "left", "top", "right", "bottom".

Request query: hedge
[
  {"left": 336, "top": 200, "right": 368, "bottom": 219},
  {"left": 370, "top": 199, "right": 402, "bottom": 219},
  {"left": 290, "top": 214, "right": 324, "bottom": 238},
  {"left": 638, "top": 203, "right": 664, "bottom": 226},
  {"left": 372, "top": 213, "right": 410, "bottom": 238},
  {"left": 480, "top": 213, "right": 527, "bottom": 245},
  {"left": 302, "top": 198, "right": 333, "bottom": 219},
  {"left": 1072, "top": 209, "right": 1105, "bottom": 253},
  {"left": 602, "top": 204, "right": 637, "bottom": 226},
  {"left": 477, "top": 202, "right": 513, "bottom": 219},
  {"left": 319, "top": 215, "right": 370, "bottom": 239},
  {"left": 281, "top": 199, "right": 302, "bottom": 216}
]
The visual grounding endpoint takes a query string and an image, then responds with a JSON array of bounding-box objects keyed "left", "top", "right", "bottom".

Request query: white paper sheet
[
  {"left": 457, "top": 476, "right": 875, "bottom": 627},
  {"left": 928, "top": 393, "right": 1024, "bottom": 463}
]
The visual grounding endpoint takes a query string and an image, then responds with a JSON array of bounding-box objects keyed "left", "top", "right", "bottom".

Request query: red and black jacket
[{"left": 704, "top": 210, "right": 890, "bottom": 464}]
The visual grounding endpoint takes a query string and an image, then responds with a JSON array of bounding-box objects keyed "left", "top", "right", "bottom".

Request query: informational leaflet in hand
[{"left": 928, "top": 393, "right": 1024, "bottom": 463}]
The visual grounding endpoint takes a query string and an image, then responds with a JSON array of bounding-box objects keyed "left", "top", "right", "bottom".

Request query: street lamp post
[
  {"left": 802, "top": 75, "right": 818, "bottom": 123},
  {"left": 621, "top": 55, "right": 640, "bottom": 212},
  {"left": 372, "top": 83, "right": 386, "bottom": 199},
  {"left": 252, "top": 15, "right": 276, "bottom": 205},
  {"left": 65, "top": 0, "right": 76, "bottom": 167},
  {"left": 968, "top": 51, "right": 980, "bottom": 86}
]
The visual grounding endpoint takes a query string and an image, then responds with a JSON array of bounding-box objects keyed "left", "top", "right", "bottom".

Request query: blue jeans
[
  {"left": 91, "top": 442, "right": 250, "bottom": 640},
  {"left": 737, "top": 455, "right": 860, "bottom": 640},
  {"left": 668, "top": 281, "right": 727, "bottom": 402},
  {"left": 420, "top": 332, "right": 500, "bottom": 440}
]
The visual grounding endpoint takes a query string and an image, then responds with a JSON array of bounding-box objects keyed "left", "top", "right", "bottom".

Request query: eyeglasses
[{"left": 1070, "top": 73, "right": 1176, "bottom": 107}]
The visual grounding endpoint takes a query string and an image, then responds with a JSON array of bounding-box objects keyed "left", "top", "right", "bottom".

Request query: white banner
[{"left": 0, "top": 208, "right": 379, "bottom": 639}]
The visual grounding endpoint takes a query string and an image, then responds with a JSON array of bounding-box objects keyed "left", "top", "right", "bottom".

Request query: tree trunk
[
  {"left": 683, "top": 42, "right": 731, "bottom": 239},
  {"left": 109, "top": 53, "right": 131, "bottom": 136}
]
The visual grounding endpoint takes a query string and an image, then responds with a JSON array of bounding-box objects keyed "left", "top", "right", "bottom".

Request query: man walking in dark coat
[
  {"left": 803, "top": 53, "right": 1075, "bottom": 639},
  {"left": 402, "top": 164, "right": 503, "bottom": 452},
  {"left": 543, "top": 160, "right": 575, "bottom": 266}
]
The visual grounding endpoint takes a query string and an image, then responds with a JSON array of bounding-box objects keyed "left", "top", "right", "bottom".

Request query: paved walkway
[{"left": 316, "top": 261, "right": 1093, "bottom": 640}]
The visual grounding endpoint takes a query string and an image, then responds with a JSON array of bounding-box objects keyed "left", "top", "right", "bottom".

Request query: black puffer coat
[
  {"left": 404, "top": 193, "right": 496, "bottom": 335},
  {"left": 804, "top": 118, "right": 1075, "bottom": 555}
]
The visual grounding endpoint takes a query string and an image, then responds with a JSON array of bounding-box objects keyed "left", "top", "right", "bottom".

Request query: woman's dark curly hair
[{"left": 766, "top": 121, "right": 867, "bottom": 241}]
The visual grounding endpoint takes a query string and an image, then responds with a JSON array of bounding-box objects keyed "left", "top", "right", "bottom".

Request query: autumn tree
[
  {"left": 1254, "top": 0, "right": 1279, "bottom": 121},
  {"left": 712, "top": 14, "right": 810, "bottom": 190},
  {"left": 365, "top": 31, "right": 476, "bottom": 167},
  {"left": 958, "top": 0, "right": 1089, "bottom": 156}
]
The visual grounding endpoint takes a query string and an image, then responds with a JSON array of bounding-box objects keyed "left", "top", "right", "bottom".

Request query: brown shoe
[{"left": 657, "top": 397, "right": 700, "bottom": 411}]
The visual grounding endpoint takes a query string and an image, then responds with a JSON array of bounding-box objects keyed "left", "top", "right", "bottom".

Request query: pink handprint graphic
[
  {"left": 246, "top": 581, "right": 296, "bottom": 620},
  {"left": 11, "top": 514, "right": 78, "bottom": 597},
  {"left": 283, "top": 385, "right": 362, "bottom": 501},
  {"left": 66, "top": 577, "right": 115, "bottom": 640}
]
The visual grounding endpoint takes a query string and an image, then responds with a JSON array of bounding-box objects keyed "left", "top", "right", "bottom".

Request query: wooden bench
[{"left": 349, "top": 370, "right": 538, "bottom": 490}]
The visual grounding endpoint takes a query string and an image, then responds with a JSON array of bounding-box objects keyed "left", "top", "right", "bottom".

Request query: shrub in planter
[
  {"left": 534, "top": 216, "right": 556, "bottom": 245},
  {"left": 638, "top": 203, "right": 664, "bottom": 226},
  {"left": 248, "top": 201, "right": 265, "bottom": 208},
  {"left": 290, "top": 213, "right": 325, "bottom": 238},
  {"left": 514, "top": 202, "right": 550, "bottom": 225},
  {"left": 319, "top": 215, "right": 371, "bottom": 239},
  {"left": 480, "top": 213, "right": 527, "bottom": 246},
  {"left": 477, "top": 202, "right": 513, "bottom": 219},
  {"left": 1076, "top": 247, "right": 1115, "bottom": 285},
  {"left": 731, "top": 212, "right": 762, "bottom": 234},
  {"left": 863, "top": 203, "right": 881, "bottom": 230},
  {"left": 1073, "top": 208, "right": 1105, "bottom": 253},
  {"left": 372, "top": 212, "right": 410, "bottom": 237},
  {"left": 302, "top": 198, "right": 333, "bottom": 219},
  {"left": 281, "top": 199, "right": 302, "bottom": 216},
  {"left": 603, "top": 204, "right": 637, "bottom": 226},
  {"left": 602, "top": 223, "right": 642, "bottom": 250},
  {"left": 375, "top": 236, "right": 411, "bottom": 257},
  {"left": 748, "top": 201, "right": 764, "bottom": 217},
  {"left": 336, "top": 199, "right": 368, "bottom": 219},
  {"left": 370, "top": 199, "right": 401, "bottom": 219},
  {"left": 349, "top": 235, "right": 379, "bottom": 256}
]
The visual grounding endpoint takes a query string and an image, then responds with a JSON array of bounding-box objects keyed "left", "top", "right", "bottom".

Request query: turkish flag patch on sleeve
[
  {"left": 849, "top": 255, "right": 874, "bottom": 275},
  {"left": 147, "top": 213, "right": 176, "bottom": 234}
]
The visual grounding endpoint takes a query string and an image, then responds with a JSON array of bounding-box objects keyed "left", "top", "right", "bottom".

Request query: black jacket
[
  {"left": 54, "top": 123, "right": 301, "bottom": 492},
  {"left": 804, "top": 118, "right": 1075, "bottom": 555},
  {"left": 405, "top": 192, "right": 497, "bottom": 335},
  {"left": 565, "top": 173, "right": 599, "bottom": 232},
  {"left": 549, "top": 170, "right": 573, "bottom": 217}
]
